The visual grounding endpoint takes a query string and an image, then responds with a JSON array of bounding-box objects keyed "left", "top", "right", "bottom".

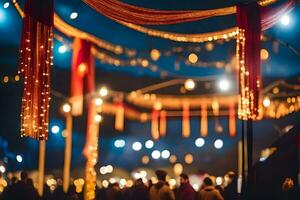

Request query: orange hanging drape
[
  {"left": 182, "top": 102, "right": 190, "bottom": 138},
  {"left": 115, "top": 102, "right": 125, "bottom": 131},
  {"left": 201, "top": 103, "right": 208, "bottom": 137},
  {"left": 159, "top": 110, "right": 167, "bottom": 137},
  {"left": 151, "top": 109, "right": 159, "bottom": 140},
  {"left": 19, "top": 0, "right": 54, "bottom": 140},
  {"left": 229, "top": 103, "right": 236, "bottom": 137},
  {"left": 70, "top": 38, "right": 93, "bottom": 116}
]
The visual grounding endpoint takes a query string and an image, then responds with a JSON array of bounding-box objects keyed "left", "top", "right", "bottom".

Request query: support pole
[
  {"left": 38, "top": 140, "right": 46, "bottom": 197},
  {"left": 63, "top": 114, "right": 73, "bottom": 193},
  {"left": 246, "top": 119, "right": 254, "bottom": 199}
]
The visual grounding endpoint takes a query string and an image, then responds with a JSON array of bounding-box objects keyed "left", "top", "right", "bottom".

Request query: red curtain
[
  {"left": 237, "top": 2, "right": 261, "bottom": 119},
  {"left": 19, "top": 0, "right": 54, "bottom": 140},
  {"left": 70, "top": 38, "right": 94, "bottom": 116}
]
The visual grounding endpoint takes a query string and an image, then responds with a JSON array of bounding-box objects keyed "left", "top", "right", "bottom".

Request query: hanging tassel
[
  {"left": 115, "top": 102, "right": 125, "bottom": 131},
  {"left": 19, "top": 0, "right": 54, "bottom": 140},
  {"left": 70, "top": 38, "right": 92, "bottom": 116},
  {"left": 159, "top": 110, "right": 167, "bottom": 137},
  {"left": 182, "top": 102, "right": 190, "bottom": 138},
  {"left": 201, "top": 103, "right": 208, "bottom": 137},
  {"left": 151, "top": 109, "right": 159, "bottom": 140},
  {"left": 229, "top": 103, "right": 236, "bottom": 137}
]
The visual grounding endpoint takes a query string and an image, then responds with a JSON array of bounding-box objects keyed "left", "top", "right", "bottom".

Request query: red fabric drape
[
  {"left": 237, "top": 2, "right": 261, "bottom": 119},
  {"left": 70, "top": 38, "right": 94, "bottom": 116},
  {"left": 19, "top": 0, "right": 53, "bottom": 140},
  {"left": 83, "top": 0, "right": 235, "bottom": 25}
]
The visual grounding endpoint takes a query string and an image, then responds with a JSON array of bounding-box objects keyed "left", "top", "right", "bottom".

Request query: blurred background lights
[
  {"left": 3, "top": 2, "right": 9, "bottom": 9},
  {"left": 70, "top": 12, "right": 78, "bottom": 19},
  {"left": 188, "top": 53, "right": 198, "bottom": 64},
  {"left": 260, "top": 49, "right": 269, "bottom": 61},
  {"left": 58, "top": 45, "right": 67, "bottom": 54},
  {"left": 141, "top": 155, "right": 150, "bottom": 164},
  {"left": 114, "top": 139, "right": 125, "bottom": 148},
  {"left": 173, "top": 163, "right": 183, "bottom": 175},
  {"left": 0, "top": 165, "right": 5, "bottom": 173},
  {"left": 161, "top": 150, "right": 170, "bottom": 159},
  {"left": 132, "top": 142, "right": 142, "bottom": 151},
  {"left": 99, "top": 87, "right": 108, "bottom": 97},
  {"left": 218, "top": 79, "right": 230, "bottom": 91},
  {"left": 151, "top": 150, "right": 161, "bottom": 159},
  {"left": 214, "top": 139, "right": 224, "bottom": 149},
  {"left": 169, "top": 155, "right": 177, "bottom": 163},
  {"left": 62, "top": 103, "right": 71, "bottom": 113},
  {"left": 280, "top": 14, "right": 290, "bottom": 26},
  {"left": 51, "top": 125, "right": 60, "bottom": 134},
  {"left": 184, "top": 79, "right": 196, "bottom": 91},
  {"left": 95, "top": 98, "right": 103, "bottom": 106},
  {"left": 195, "top": 138, "right": 205, "bottom": 147},
  {"left": 263, "top": 97, "right": 271, "bottom": 107},
  {"left": 16, "top": 155, "right": 23, "bottom": 163},
  {"left": 94, "top": 114, "right": 102, "bottom": 122},
  {"left": 145, "top": 140, "right": 154, "bottom": 149},
  {"left": 184, "top": 154, "right": 194, "bottom": 164},
  {"left": 216, "top": 177, "right": 223, "bottom": 185}
]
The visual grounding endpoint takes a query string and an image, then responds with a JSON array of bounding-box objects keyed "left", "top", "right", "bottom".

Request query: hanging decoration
[
  {"left": 19, "top": 0, "right": 54, "bottom": 140},
  {"left": 159, "top": 110, "right": 167, "bottom": 137},
  {"left": 237, "top": 2, "right": 262, "bottom": 120},
  {"left": 182, "top": 102, "right": 190, "bottom": 138},
  {"left": 200, "top": 103, "right": 208, "bottom": 137},
  {"left": 115, "top": 102, "right": 125, "bottom": 131},
  {"left": 151, "top": 109, "right": 160, "bottom": 140},
  {"left": 229, "top": 102, "right": 236, "bottom": 137},
  {"left": 70, "top": 38, "right": 93, "bottom": 116}
]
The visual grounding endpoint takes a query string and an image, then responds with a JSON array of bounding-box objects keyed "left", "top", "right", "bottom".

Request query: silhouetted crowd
[{"left": 0, "top": 170, "right": 299, "bottom": 200}]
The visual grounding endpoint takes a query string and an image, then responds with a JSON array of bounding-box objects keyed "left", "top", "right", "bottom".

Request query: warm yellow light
[
  {"left": 263, "top": 97, "right": 271, "bottom": 107},
  {"left": 184, "top": 79, "right": 196, "bottom": 91},
  {"left": 184, "top": 153, "right": 194, "bottom": 164},
  {"left": 94, "top": 114, "right": 102, "bottom": 122},
  {"left": 62, "top": 103, "right": 71, "bottom": 113},
  {"left": 205, "top": 42, "right": 214, "bottom": 51},
  {"left": 3, "top": 76, "right": 9, "bottom": 83},
  {"left": 150, "top": 49, "right": 161, "bottom": 61},
  {"left": 260, "top": 49, "right": 269, "bottom": 60},
  {"left": 14, "top": 75, "right": 20, "bottom": 81},
  {"left": 141, "top": 59, "right": 149, "bottom": 67},
  {"left": 141, "top": 155, "right": 150, "bottom": 164},
  {"left": 99, "top": 87, "right": 108, "bottom": 97},
  {"left": 154, "top": 102, "right": 162, "bottom": 110},
  {"left": 169, "top": 155, "right": 177, "bottom": 163},
  {"left": 273, "top": 87, "right": 279, "bottom": 94},
  {"left": 78, "top": 63, "right": 87, "bottom": 74},
  {"left": 95, "top": 98, "right": 103, "bottom": 106},
  {"left": 188, "top": 53, "right": 198, "bottom": 64},
  {"left": 173, "top": 163, "right": 183, "bottom": 175}
]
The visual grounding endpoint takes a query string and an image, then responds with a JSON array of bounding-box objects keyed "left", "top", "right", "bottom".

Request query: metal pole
[
  {"left": 246, "top": 119, "right": 254, "bottom": 199},
  {"left": 38, "top": 140, "right": 46, "bottom": 197},
  {"left": 63, "top": 114, "right": 73, "bottom": 193}
]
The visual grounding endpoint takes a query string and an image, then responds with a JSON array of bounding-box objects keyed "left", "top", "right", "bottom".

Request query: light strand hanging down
[
  {"left": 182, "top": 102, "right": 190, "bottom": 138},
  {"left": 151, "top": 109, "right": 160, "bottom": 140},
  {"left": 159, "top": 110, "right": 167, "bottom": 137},
  {"left": 19, "top": 0, "right": 54, "bottom": 140},
  {"left": 200, "top": 103, "right": 208, "bottom": 137}
]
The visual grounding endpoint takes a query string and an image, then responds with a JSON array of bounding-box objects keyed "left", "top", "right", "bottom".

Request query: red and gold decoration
[
  {"left": 115, "top": 101, "right": 125, "bottom": 131},
  {"left": 151, "top": 108, "right": 160, "bottom": 140},
  {"left": 19, "top": 0, "right": 54, "bottom": 140},
  {"left": 182, "top": 102, "right": 190, "bottom": 138},
  {"left": 200, "top": 103, "right": 208, "bottom": 137},
  {"left": 70, "top": 38, "right": 93, "bottom": 116},
  {"left": 159, "top": 110, "right": 167, "bottom": 137},
  {"left": 229, "top": 103, "right": 236, "bottom": 137}
]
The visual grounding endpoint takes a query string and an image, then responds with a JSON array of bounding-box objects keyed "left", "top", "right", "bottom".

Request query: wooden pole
[
  {"left": 63, "top": 114, "right": 73, "bottom": 193},
  {"left": 38, "top": 140, "right": 46, "bottom": 197}
]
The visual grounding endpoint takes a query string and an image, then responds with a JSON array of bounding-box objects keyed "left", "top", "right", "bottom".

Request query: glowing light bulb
[
  {"left": 16, "top": 155, "right": 23, "bottom": 163},
  {"left": 280, "top": 15, "right": 290, "bottom": 26},
  {"left": 3, "top": 2, "right": 9, "bottom": 9},
  {"left": 184, "top": 79, "right": 196, "bottom": 91},
  {"left": 151, "top": 150, "right": 161, "bottom": 159},
  {"left": 263, "top": 97, "right": 271, "bottom": 107},
  {"left": 195, "top": 138, "right": 205, "bottom": 147},
  {"left": 70, "top": 12, "right": 78, "bottom": 19},
  {"left": 95, "top": 98, "right": 103, "bottom": 106},
  {"left": 188, "top": 53, "right": 198, "bottom": 64},
  {"left": 94, "top": 114, "right": 102, "bottom": 122},
  {"left": 58, "top": 45, "right": 67, "bottom": 54},
  {"left": 99, "top": 87, "right": 108, "bottom": 97},
  {"left": 214, "top": 139, "right": 223, "bottom": 149},
  {"left": 51, "top": 125, "right": 60, "bottom": 134},
  {"left": 132, "top": 142, "right": 142, "bottom": 151},
  {"left": 218, "top": 79, "right": 230, "bottom": 92},
  {"left": 161, "top": 150, "right": 170, "bottom": 159},
  {"left": 145, "top": 140, "right": 154, "bottom": 149},
  {"left": 62, "top": 103, "right": 71, "bottom": 113}
]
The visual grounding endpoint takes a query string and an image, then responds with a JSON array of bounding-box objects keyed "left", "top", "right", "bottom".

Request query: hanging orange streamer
[
  {"left": 229, "top": 103, "right": 236, "bottom": 137},
  {"left": 182, "top": 103, "right": 190, "bottom": 138},
  {"left": 70, "top": 38, "right": 93, "bottom": 116},
  {"left": 151, "top": 109, "right": 159, "bottom": 140},
  {"left": 159, "top": 110, "right": 167, "bottom": 137},
  {"left": 115, "top": 103, "right": 125, "bottom": 131},
  {"left": 201, "top": 103, "right": 208, "bottom": 137}
]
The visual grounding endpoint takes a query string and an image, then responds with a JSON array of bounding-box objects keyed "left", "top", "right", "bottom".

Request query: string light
[
  {"left": 214, "top": 139, "right": 223, "bottom": 149},
  {"left": 161, "top": 150, "right": 170, "bottom": 159},
  {"left": 3, "top": 76, "right": 9, "bottom": 83},
  {"left": 150, "top": 49, "right": 161, "bottom": 61},
  {"left": 94, "top": 114, "right": 102, "bottom": 122},
  {"left": 14, "top": 75, "right": 20, "bottom": 81},
  {"left": 151, "top": 150, "right": 160, "bottom": 159},
  {"left": 62, "top": 103, "right": 71, "bottom": 113},
  {"left": 95, "top": 98, "right": 103, "bottom": 106},
  {"left": 16, "top": 155, "right": 23, "bottom": 163},
  {"left": 184, "top": 79, "right": 196, "bottom": 91},
  {"left": 132, "top": 142, "right": 142, "bottom": 151},
  {"left": 99, "top": 87, "right": 108, "bottom": 97},
  {"left": 261, "top": 49, "right": 269, "bottom": 60},
  {"left": 51, "top": 125, "right": 60, "bottom": 134},
  {"left": 3, "top": 2, "right": 9, "bottom": 9},
  {"left": 195, "top": 138, "right": 205, "bottom": 147},
  {"left": 218, "top": 79, "right": 230, "bottom": 92},
  {"left": 114, "top": 139, "right": 126, "bottom": 148},
  {"left": 188, "top": 53, "right": 198, "bottom": 64},
  {"left": 145, "top": 140, "right": 154, "bottom": 149},
  {"left": 263, "top": 97, "right": 271, "bottom": 107},
  {"left": 280, "top": 15, "right": 290, "bottom": 26}
]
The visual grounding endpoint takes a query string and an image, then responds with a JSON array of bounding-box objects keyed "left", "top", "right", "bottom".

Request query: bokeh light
[
  {"left": 218, "top": 79, "right": 230, "bottom": 92},
  {"left": 132, "top": 142, "right": 142, "bottom": 151},
  {"left": 145, "top": 140, "right": 154, "bottom": 149},
  {"left": 195, "top": 138, "right": 205, "bottom": 147},
  {"left": 58, "top": 45, "right": 67, "bottom": 54},
  {"left": 70, "top": 12, "right": 78, "bottom": 20},
  {"left": 214, "top": 139, "right": 224, "bottom": 149},
  {"left": 161, "top": 150, "right": 170, "bottom": 159},
  {"left": 263, "top": 97, "right": 271, "bottom": 107},
  {"left": 184, "top": 154, "right": 194, "bottom": 164},
  {"left": 16, "top": 155, "right": 23, "bottom": 163},
  {"left": 184, "top": 79, "right": 196, "bottom": 91},
  {"left": 151, "top": 150, "right": 160, "bottom": 159},
  {"left": 51, "top": 125, "right": 60, "bottom": 134}
]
